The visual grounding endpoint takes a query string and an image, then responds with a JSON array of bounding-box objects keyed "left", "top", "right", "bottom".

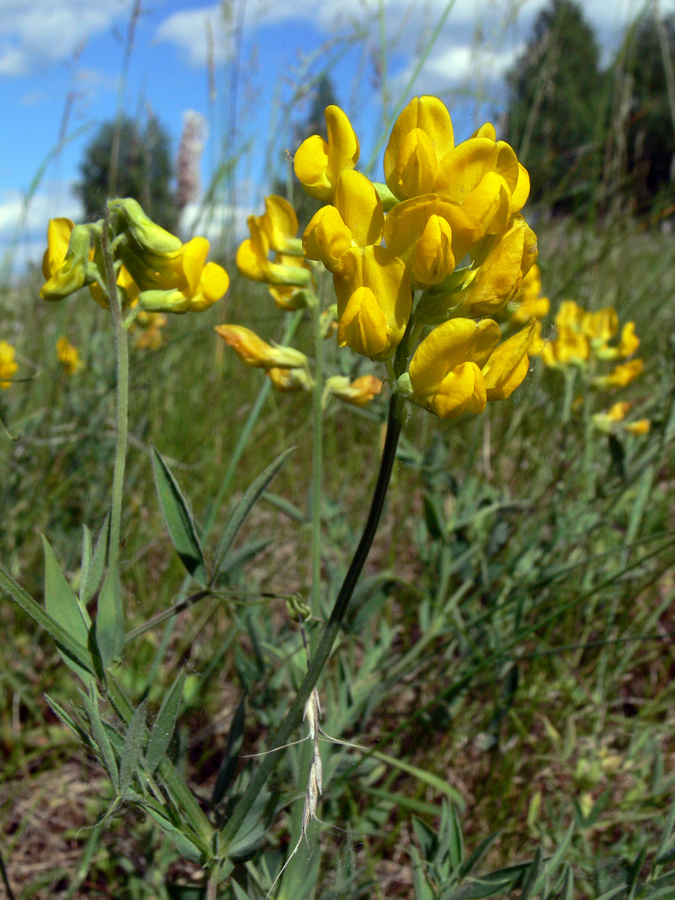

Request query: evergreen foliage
[
  {"left": 76, "top": 116, "right": 179, "bottom": 232},
  {"left": 505, "top": 0, "right": 608, "bottom": 213}
]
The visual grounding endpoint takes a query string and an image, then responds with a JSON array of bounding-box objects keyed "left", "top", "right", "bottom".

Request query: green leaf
[
  {"left": 137, "top": 798, "right": 206, "bottom": 863},
  {"left": 211, "top": 692, "right": 247, "bottom": 807},
  {"left": 459, "top": 832, "right": 501, "bottom": 878},
  {"left": 119, "top": 698, "right": 148, "bottom": 797},
  {"left": 41, "top": 535, "right": 95, "bottom": 682},
  {"left": 151, "top": 446, "right": 206, "bottom": 583},
  {"left": 226, "top": 791, "right": 281, "bottom": 862},
  {"left": 372, "top": 749, "right": 466, "bottom": 811},
  {"left": 0, "top": 561, "right": 96, "bottom": 678},
  {"left": 81, "top": 513, "right": 110, "bottom": 606},
  {"left": 82, "top": 689, "right": 119, "bottom": 789},
  {"left": 263, "top": 490, "right": 306, "bottom": 523},
  {"left": 559, "top": 864, "right": 574, "bottom": 900},
  {"left": 211, "top": 447, "right": 295, "bottom": 586},
  {"left": 45, "top": 694, "right": 92, "bottom": 748},
  {"left": 146, "top": 670, "right": 186, "bottom": 773},
  {"left": 95, "top": 565, "right": 125, "bottom": 669},
  {"left": 447, "top": 803, "right": 464, "bottom": 870},
  {"left": 520, "top": 846, "right": 544, "bottom": 899}
]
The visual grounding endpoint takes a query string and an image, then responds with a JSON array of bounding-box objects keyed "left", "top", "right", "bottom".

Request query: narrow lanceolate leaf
[
  {"left": 81, "top": 513, "right": 110, "bottom": 606},
  {"left": 119, "top": 698, "right": 148, "bottom": 797},
  {"left": 211, "top": 447, "right": 295, "bottom": 587},
  {"left": 95, "top": 565, "right": 125, "bottom": 669},
  {"left": 82, "top": 690, "right": 119, "bottom": 790},
  {"left": 211, "top": 692, "right": 247, "bottom": 808},
  {"left": 45, "top": 694, "right": 92, "bottom": 748},
  {"left": 41, "top": 535, "right": 95, "bottom": 682},
  {"left": 151, "top": 446, "right": 206, "bottom": 583},
  {"left": 0, "top": 561, "right": 96, "bottom": 678},
  {"left": 145, "top": 670, "right": 186, "bottom": 773}
]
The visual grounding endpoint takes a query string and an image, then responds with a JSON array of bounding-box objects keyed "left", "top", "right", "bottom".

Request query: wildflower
[
  {"left": 510, "top": 264, "right": 550, "bottom": 325},
  {"left": 592, "top": 401, "right": 650, "bottom": 436},
  {"left": 593, "top": 359, "right": 644, "bottom": 389},
  {"left": 40, "top": 218, "right": 94, "bottom": 302},
  {"left": 294, "top": 105, "right": 360, "bottom": 201},
  {"left": 237, "top": 215, "right": 311, "bottom": 287},
  {"left": 407, "top": 317, "right": 534, "bottom": 419},
  {"left": 324, "top": 374, "right": 383, "bottom": 407},
  {"left": 267, "top": 366, "right": 312, "bottom": 393},
  {"left": 89, "top": 263, "right": 140, "bottom": 310},
  {"left": 56, "top": 337, "right": 83, "bottom": 375},
  {"left": 215, "top": 324, "right": 308, "bottom": 370},
  {"left": 0, "top": 341, "right": 18, "bottom": 389}
]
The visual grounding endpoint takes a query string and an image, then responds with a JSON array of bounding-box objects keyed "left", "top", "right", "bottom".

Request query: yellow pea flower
[
  {"left": 215, "top": 324, "right": 308, "bottom": 370},
  {"left": 258, "top": 196, "right": 303, "bottom": 256},
  {"left": 384, "top": 96, "right": 455, "bottom": 200},
  {"left": 325, "top": 374, "right": 383, "bottom": 407},
  {"left": 109, "top": 198, "right": 182, "bottom": 254},
  {"left": 56, "top": 337, "right": 83, "bottom": 375},
  {"left": 294, "top": 105, "right": 360, "bottom": 201},
  {"left": 237, "top": 215, "right": 311, "bottom": 287},
  {"left": 541, "top": 325, "right": 590, "bottom": 368},
  {"left": 303, "top": 169, "right": 384, "bottom": 274},
  {"left": 334, "top": 246, "right": 411, "bottom": 359},
  {"left": 408, "top": 318, "right": 501, "bottom": 419},
  {"left": 593, "top": 359, "right": 644, "bottom": 389},
  {"left": 0, "top": 340, "right": 18, "bottom": 389},
  {"left": 583, "top": 307, "right": 618, "bottom": 351},
  {"left": 458, "top": 217, "right": 538, "bottom": 317},
  {"left": 510, "top": 264, "right": 550, "bottom": 325},
  {"left": 595, "top": 320, "right": 640, "bottom": 360},
  {"left": 267, "top": 366, "right": 312, "bottom": 393},
  {"left": 626, "top": 419, "right": 650, "bottom": 435},
  {"left": 40, "top": 218, "right": 93, "bottom": 301},
  {"left": 481, "top": 320, "right": 536, "bottom": 400}
]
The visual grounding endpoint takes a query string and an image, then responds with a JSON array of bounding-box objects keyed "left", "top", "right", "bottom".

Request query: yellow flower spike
[
  {"left": 260, "top": 195, "right": 303, "bottom": 254},
  {"left": 334, "top": 245, "right": 411, "bottom": 359},
  {"left": 409, "top": 317, "right": 501, "bottom": 418},
  {"left": 325, "top": 374, "right": 384, "bottom": 407},
  {"left": 593, "top": 359, "right": 644, "bottom": 389},
  {"left": 0, "top": 341, "right": 18, "bottom": 389},
  {"left": 294, "top": 105, "right": 360, "bottom": 201},
  {"left": 215, "top": 324, "right": 308, "bottom": 370},
  {"left": 40, "top": 219, "right": 92, "bottom": 301},
  {"left": 482, "top": 320, "right": 536, "bottom": 400},
  {"left": 412, "top": 214, "right": 455, "bottom": 287},
  {"left": 237, "top": 216, "right": 311, "bottom": 287},
  {"left": 267, "top": 366, "right": 312, "bottom": 393},
  {"left": 384, "top": 96, "right": 454, "bottom": 200},
  {"left": 459, "top": 218, "right": 538, "bottom": 317},
  {"left": 626, "top": 419, "right": 650, "bottom": 435},
  {"left": 337, "top": 286, "right": 389, "bottom": 359},
  {"left": 56, "top": 337, "right": 83, "bottom": 375}
]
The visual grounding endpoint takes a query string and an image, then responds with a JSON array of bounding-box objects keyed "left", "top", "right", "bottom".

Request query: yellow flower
[
  {"left": 383, "top": 96, "right": 455, "bottom": 201},
  {"left": 303, "top": 169, "right": 384, "bottom": 274},
  {"left": 237, "top": 216, "right": 311, "bottom": 287},
  {"left": 510, "top": 264, "right": 550, "bottom": 325},
  {"left": 267, "top": 366, "right": 312, "bottom": 393},
  {"left": 109, "top": 198, "right": 183, "bottom": 254},
  {"left": 593, "top": 402, "right": 650, "bottom": 436},
  {"left": 593, "top": 359, "right": 644, "bottom": 389},
  {"left": 626, "top": 419, "right": 650, "bottom": 435},
  {"left": 0, "top": 340, "right": 18, "bottom": 389},
  {"left": 268, "top": 254, "right": 313, "bottom": 311},
  {"left": 215, "top": 325, "right": 308, "bottom": 370},
  {"left": 583, "top": 307, "right": 618, "bottom": 352},
  {"left": 458, "top": 216, "right": 538, "bottom": 317},
  {"left": 334, "top": 246, "right": 411, "bottom": 359},
  {"left": 481, "top": 320, "right": 537, "bottom": 400},
  {"left": 56, "top": 336, "right": 83, "bottom": 375},
  {"left": 258, "top": 196, "right": 304, "bottom": 255},
  {"left": 40, "top": 218, "right": 93, "bottom": 302},
  {"left": 89, "top": 263, "right": 140, "bottom": 310},
  {"left": 294, "top": 105, "right": 360, "bottom": 201},
  {"left": 325, "top": 374, "right": 383, "bottom": 407}
]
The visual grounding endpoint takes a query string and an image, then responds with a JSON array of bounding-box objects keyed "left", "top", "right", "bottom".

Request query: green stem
[
  {"left": 217, "top": 393, "right": 403, "bottom": 860},
  {"left": 310, "top": 295, "right": 324, "bottom": 614},
  {"left": 101, "top": 208, "right": 129, "bottom": 564}
]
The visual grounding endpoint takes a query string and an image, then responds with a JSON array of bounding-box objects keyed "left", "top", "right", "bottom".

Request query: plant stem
[
  {"left": 217, "top": 392, "right": 403, "bottom": 861},
  {"left": 101, "top": 208, "right": 129, "bottom": 565},
  {"left": 310, "top": 295, "right": 324, "bottom": 614}
]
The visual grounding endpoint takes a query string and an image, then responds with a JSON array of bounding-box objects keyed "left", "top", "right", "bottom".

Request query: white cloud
[
  {"left": 0, "top": 186, "right": 83, "bottom": 273},
  {"left": 0, "top": 0, "right": 136, "bottom": 75},
  {"left": 155, "top": 5, "right": 229, "bottom": 68}
]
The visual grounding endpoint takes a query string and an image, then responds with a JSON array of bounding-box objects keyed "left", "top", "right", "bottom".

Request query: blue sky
[{"left": 0, "top": 0, "right": 665, "bottom": 271}]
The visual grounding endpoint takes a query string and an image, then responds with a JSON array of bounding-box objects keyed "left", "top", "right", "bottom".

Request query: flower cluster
[
  {"left": 40, "top": 199, "right": 229, "bottom": 316},
  {"left": 219, "top": 193, "right": 384, "bottom": 410},
  {"left": 227, "top": 97, "right": 539, "bottom": 421},
  {"left": 296, "top": 96, "right": 538, "bottom": 419},
  {"left": 541, "top": 300, "right": 642, "bottom": 388}
]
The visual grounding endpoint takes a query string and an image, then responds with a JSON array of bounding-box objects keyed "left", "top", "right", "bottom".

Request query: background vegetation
[{"left": 1, "top": 0, "right": 675, "bottom": 897}]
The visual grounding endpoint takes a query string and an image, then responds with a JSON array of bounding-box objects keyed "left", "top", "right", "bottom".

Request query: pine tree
[
  {"left": 76, "top": 116, "right": 179, "bottom": 231},
  {"left": 505, "top": 0, "right": 608, "bottom": 212}
]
